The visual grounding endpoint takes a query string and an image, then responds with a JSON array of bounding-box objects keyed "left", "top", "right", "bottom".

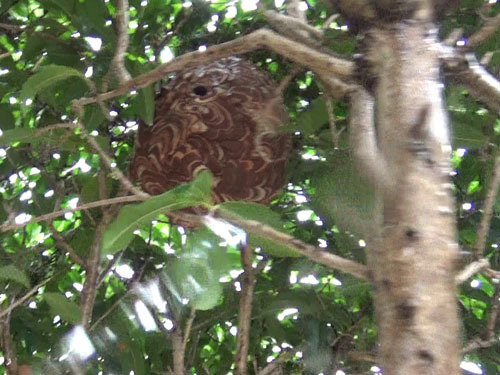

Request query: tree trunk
[{"left": 353, "top": 2, "right": 461, "bottom": 374}]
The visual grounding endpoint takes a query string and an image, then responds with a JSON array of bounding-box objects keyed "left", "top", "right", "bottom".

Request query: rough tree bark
[{"left": 348, "top": 1, "right": 460, "bottom": 374}]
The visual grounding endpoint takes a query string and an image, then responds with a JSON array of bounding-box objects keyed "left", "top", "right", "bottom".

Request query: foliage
[{"left": 0, "top": 0, "right": 499, "bottom": 374}]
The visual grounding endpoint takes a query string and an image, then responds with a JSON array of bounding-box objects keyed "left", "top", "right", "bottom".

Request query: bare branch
[
  {"left": 474, "top": 152, "right": 500, "bottom": 258},
  {"left": 275, "top": 65, "right": 302, "bottom": 97},
  {"left": 80, "top": 217, "right": 108, "bottom": 328},
  {"left": 487, "top": 287, "right": 500, "bottom": 334},
  {"left": 455, "top": 258, "right": 490, "bottom": 285},
  {"left": 72, "top": 28, "right": 354, "bottom": 109},
  {"left": 108, "top": 0, "right": 132, "bottom": 84},
  {"left": 235, "top": 244, "right": 256, "bottom": 375},
  {"left": 0, "top": 195, "right": 146, "bottom": 232},
  {"left": 0, "top": 305, "right": 18, "bottom": 375},
  {"left": 182, "top": 307, "right": 196, "bottom": 357},
  {"left": 48, "top": 223, "right": 85, "bottom": 267},
  {"left": 467, "top": 12, "right": 500, "bottom": 48},
  {"left": 154, "top": 9, "right": 193, "bottom": 60},
  {"left": 213, "top": 211, "right": 371, "bottom": 281},
  {"left": 35, "top": 122, "right": 77, "bottom": 135},
  {"left": 172, "top": 327, "right": 185, "bottom": 375},
  {"left": 442, "top": 52, "right": 500, "bottom": 114},
  {"left": 262, "top": 10, "right": 323, "bottom": 47},
  {"left": 349, "top": 88, "right": 392, "bottom": 190},
  {"left": 463, "top": 336, "right": 500, "bottom": 353},
  {"left": 97, "top": 250, "right": 123, "bottom": 287},
  {"left": 75, "top": 122, "right": 148, "bottom": 198}
]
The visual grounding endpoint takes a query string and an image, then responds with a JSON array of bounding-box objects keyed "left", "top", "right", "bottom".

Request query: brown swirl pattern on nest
[{"left": 131, "top": 57, "right": 292, "bottom": 224}]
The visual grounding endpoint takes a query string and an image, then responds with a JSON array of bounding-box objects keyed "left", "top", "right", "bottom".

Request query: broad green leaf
[
  {"left": 0, "top": 129, "right": 40, "bottom": 146},
  {"left": 21, "top": 65, "right": 89, "bottom": 103},
  {"left": 309, "top": 152, "right": 375, "bottom": 237},
  {"left": 0, "top": 265, "right": 30, "bottom": 288},
  {"left": 23, "top": 34, "right": 47, "bottom": 62},
  {"left": 44, "top": 292, "right": 81, "bottom": 324},
  {"left": 217, "top": 202, "right": 300, "bottom": 257},
  {"left": 0, "top": 104, "right": 15, "bottom": 129},
  {"left": 83, "top": 104, "right": 106, "bottom": 131},
  {"left": 294, "top": 97, "right": 329, "bottom": 135},
  {"left": 102, "top": 171, "right": 213, "bottom": 254},
  {"left": 0, "top": 0, "right": 16, "bottom": 14},
  {"left": 135, "top": 85, "right": 155, "bottom": 126},
  {"left": 168, "top": 232, "right": 225, "bottom": 310}
]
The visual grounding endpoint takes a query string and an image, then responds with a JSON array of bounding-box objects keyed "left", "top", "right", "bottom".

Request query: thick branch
[
  {"left": 467, "top": 12, "right": 500, "bottom": 48},
  {"left": 72, "top": 28, "right": 354, "bottom": 108},
  {"left": 109, "top": 0, "right": 131, "bottom": 84},
  {"left": 455, "top": 258, "right": 490, "bottom": 284},
  {"left": 0, "top": 310, "right": 18, "bottom": 375},
  {"left": 349, "top": 88, "right": 392, "bottom": 190},
  {"left": 172, "top": 328, "right": 185, "bottom": 375},
  {"left": 234, "top": 244, "right": 256, "bottom": 375},
  {"left": 442, "top": 52, "right": 500, "bottom": 113}
]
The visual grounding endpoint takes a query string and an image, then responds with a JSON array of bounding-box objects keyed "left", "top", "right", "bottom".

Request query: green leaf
[
  {"left": 23, "top": 34, "right": 47, "bottom": 62},
  {"left": 83, "top": 104, "right": 106, "bottom": 131},
  {"left": 0, "top": 0, "right": 17, "bottom": 14},
  {"left": 294, "top": 97, "right": 329, "bottom": 135},
  {"left": 20, "top": 65, "right": 89, "bottom": 102},
  {"left": 135, "top": 85, "right": 155, "bottom": 126},
  {"left": 0, "top": 104, "right": 15, "bottom": 130},
  {"left": 217, "top": 202, "right": 300, "bottom": 257},
  {"left": 0, "top": 265, "right": 30, "bottom": 288},
  {"left": 309, "top": 152, "right": 375, "bottom": 237},
  {"left": 102, "top": 171, "right": 214, "bottom": 255},
  {"left": 168, "top": 232, "right": 225, "bottom": 310},
  {"left": 44, "top": 292, "right": 81, "bottom": 324}
]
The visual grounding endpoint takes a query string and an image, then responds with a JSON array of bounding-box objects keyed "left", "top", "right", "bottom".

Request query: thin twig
[
  {"left": 180, "top": 211, "right": 371, "bottom": 281},
  {"left": 0, "top": 195, "right": 146, "bottom": 232},
  {"left": 275, "top": 65, "right": 302, "bottom": 97},
  {"left": 34, "top": 122, "right": 77, "bottom": 135},
  {"left": 474, "top": 152, "right": 500, "bottom": 258},
  {"left": 75, "top": 122, "right": 148, "bottom": 198},
  {"left": 155, "top": 9, "right": 193, "bottom": 60},
  {"left": 234, "top": 244, "right": 256, "bottom": 375},
  {"left": 48, "top": 223, "right": 85, "bottom": 267},
  {"left": 324, "top": 92, "right": 340, "bottom": 148},
  {"left": 258, "top": 347, "right": 300, "bottom": 375},
  {"left": 182, "top": 307, "right": 196, "bottom": 356},
  {"left": 0, "top": 277, "right": 53, "bottom": 320},
  {"left": 97, "top": 250, "right": 124, "bottom": 287}
]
